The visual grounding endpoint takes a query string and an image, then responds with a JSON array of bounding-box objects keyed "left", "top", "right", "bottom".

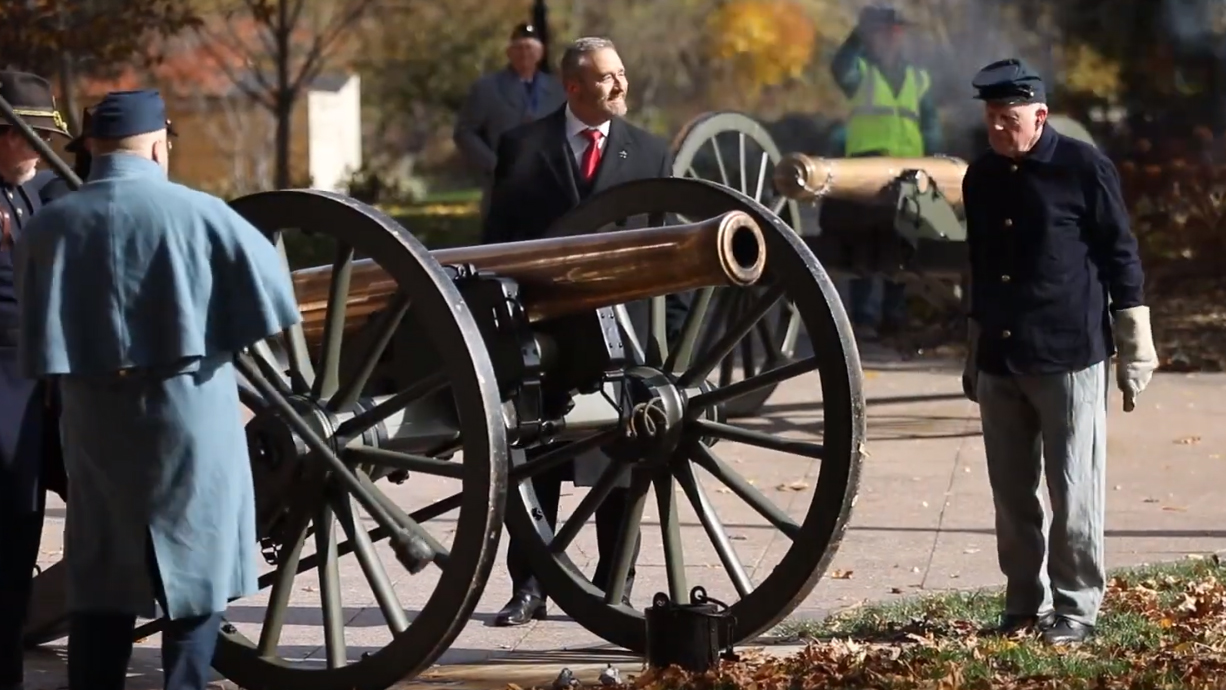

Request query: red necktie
[
  {"left": 580, "top": 128, "right": 604, "bottom": 181},
  {"left": 0, "top": 208, "right": 10, "bottom": 251}
]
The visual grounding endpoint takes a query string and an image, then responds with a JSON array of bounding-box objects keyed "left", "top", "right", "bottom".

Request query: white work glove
[
  {"left": 962, "top": 318, "right": 980, "bottom": 403},
  {"left": 1112, "top": 305, "right": 1159, "bottom": 412}
]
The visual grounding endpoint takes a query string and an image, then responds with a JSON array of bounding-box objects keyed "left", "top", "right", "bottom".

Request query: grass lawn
[{"left": 624, "top": 555, "right": 1226, "bottom": 689}]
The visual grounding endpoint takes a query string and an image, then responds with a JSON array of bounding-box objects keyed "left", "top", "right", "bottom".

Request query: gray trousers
[{"left": 976, "top": 360, "right": 1108, "bottom": 625}]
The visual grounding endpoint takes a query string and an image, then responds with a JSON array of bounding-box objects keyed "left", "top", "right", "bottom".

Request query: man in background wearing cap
[
  {"left": 0, "top": 68, "right": 70, "bottom": 690},
  {"left": 829, "top": 5, "right": 944, "bottom": 341},
  {"left": 15, "top": 89, "right": 300, "bottom": 689},
  {"left": 960, "top": 59, "right": 1157, "bottom": 646},
  {"left": 454, "top": 22, "right": 566, "bottom": 223}
]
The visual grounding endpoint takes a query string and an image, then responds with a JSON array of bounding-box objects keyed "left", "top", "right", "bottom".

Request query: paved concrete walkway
[{"left": 20, "top": 348, "right": 1226, "bottom": 689}]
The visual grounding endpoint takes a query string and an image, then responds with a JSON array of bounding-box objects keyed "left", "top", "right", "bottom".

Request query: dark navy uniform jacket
[
  {"left": 0, "top": 169, "right": 66, "bottom": 513},
  {"left": 963, "top": 125, "right": 1145, "bottom": 377}
]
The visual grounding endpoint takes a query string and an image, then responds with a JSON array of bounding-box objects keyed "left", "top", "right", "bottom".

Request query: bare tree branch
[{"left": 290, "top": 0, "right": 377, "bottom": 93}]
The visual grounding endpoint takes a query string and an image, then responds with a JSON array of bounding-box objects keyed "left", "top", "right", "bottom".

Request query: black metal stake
[{"left": 0, "top": 93, "right": 82, "bottom": 190}]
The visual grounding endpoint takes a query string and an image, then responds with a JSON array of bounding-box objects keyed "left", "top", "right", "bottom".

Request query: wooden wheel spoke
[
  {"left": 328, "top": 291, "right": 411, "bottom": 412},
  {"left": 687, "top": 441, "right": 801, "bottom": 540},
  {"left": 272, "top": 231, "right": 316, "bottom": 393},
  {"left": 311, "top": 242, "right": 355, "bottom": 400},
  {"left": 332, "top": 491, "right": 409, "bottom": 635},
  {"left": 613, "top": 303, "right": 648, "bottom": 365},
  {"left": 737, "top": 131, "right": 747, "bottom": 195},
  {"left": 674, "top": 461, "right": 752, "bottom": 598},
  {"left": 602, "top": 471, "right": 651, "bottom": 606},
  {"left": 256, "top": 510, "right": 311, "bottom": 657},
  {"left": 691, "top": 418, "right": 824, "bottom": 459},
  {"left": 647, "top": 294, "right": 669, "bottom": 367},
  {"left": 244, "top": 341, "right": 291, "bottom": 398},
  {"left": 314, "top": 503, "right": 347, "bottom": 669},
  {"left": 709, "top": 136, "right": 730, "bottom": 188},
  {"left": 653, "top": 470, "right": 687, "bottom": 602},
  {"left": 355, "top": 471, "right": 450, "bottom": 567},
  {"left": 332, "top": 371, "right": 450, "bottom": 442},
  {"left": 345, "top": 447, "right": 464, "bottom": 479},
  {"left": 550, "top": 461, "right": 629, "bottom": 554},
  {"left": 689, "top": 355, "right": 818, "bottom": 412},
  {"left": 753, "top": 150, "right": 769, "bottom": 203},
  {"left": 678, "top": 283, "right": 786, "bottom": 387},
  {"left": 739, "top": 317, "right": 757, "bottom": 378},
  {"left": 664, "top": 286, "right": 715, "bottom": 374}
]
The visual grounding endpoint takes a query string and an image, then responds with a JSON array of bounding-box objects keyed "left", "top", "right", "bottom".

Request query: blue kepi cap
[
  {"left": 90, "top": 90, "right": 168, "bottom": 139},
  {"left": 971, "top": 58, "right": 1046, "bottom": 105}
]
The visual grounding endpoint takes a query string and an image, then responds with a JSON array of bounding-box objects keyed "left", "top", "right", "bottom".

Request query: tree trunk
[
  {"left": 274, "top": 0, "right": 293, "bottom": 189},
  {"left": 275, "top": 93, "right": 292, "bottom": 189},
  {"left": 58, "top": 50, "right": 79, "bottom": 134}
]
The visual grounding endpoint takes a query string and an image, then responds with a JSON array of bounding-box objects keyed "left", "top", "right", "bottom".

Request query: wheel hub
[
  {"left": 245, "top": 395, "right": 384, "bottom": 546},
  {"left": 603, "top": 366, "right": 723, "bottom": 467}
]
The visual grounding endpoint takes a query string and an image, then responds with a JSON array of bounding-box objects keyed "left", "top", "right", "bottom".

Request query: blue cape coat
[{"left": 15, "top": 154, "right": 301, "bottom": 618}]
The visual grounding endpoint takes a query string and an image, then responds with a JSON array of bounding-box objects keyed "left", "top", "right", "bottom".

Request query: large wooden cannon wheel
[
  {"left": 671, "top": 112, "right": 807, "bottom": 418},
  {"left": 508, "top": 177, "right": 864, "bottom": 650}
]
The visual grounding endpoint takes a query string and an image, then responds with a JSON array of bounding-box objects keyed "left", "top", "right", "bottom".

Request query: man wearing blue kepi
[
  {"left": 0, "top": 69, "right": 71, "bottom": 690},
  {"left": 14, "top": 90, "right": 301, "bottom": 690},
  {"left": 960, "top": 59, "right": 1158, "bottom": 647}
]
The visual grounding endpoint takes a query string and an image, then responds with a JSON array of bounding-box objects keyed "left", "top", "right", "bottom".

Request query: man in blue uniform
[
  {"left": 15, "top": 90, "right": 301, "bottom": 690},
  {"left": 0, "top": 69, "right": 70, "bottom": 690},
  {"left": 960, "top": 60, "right": 1158, "bottom": 646}
]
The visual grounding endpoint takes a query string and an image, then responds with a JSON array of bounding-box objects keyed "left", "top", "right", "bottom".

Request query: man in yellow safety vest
[{"left": 829, "top": 5, "right": 943, "bottom": 340}]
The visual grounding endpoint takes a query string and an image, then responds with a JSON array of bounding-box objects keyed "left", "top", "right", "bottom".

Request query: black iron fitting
[{"left": 645, "top": 585, "right": 739, "bottom": 673}]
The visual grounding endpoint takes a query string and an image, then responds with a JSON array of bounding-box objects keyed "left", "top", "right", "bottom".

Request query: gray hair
[{"left": 560, "top": 37, "right": 616, "bottom": 82}]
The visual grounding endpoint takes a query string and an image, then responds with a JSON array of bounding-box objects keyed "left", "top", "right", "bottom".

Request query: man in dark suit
[
  {"left": 484, "top": 36, "right": 679, "bottom": 626},
  {"left": 0, "top": 69, "right": 70, "bottom": 690}
]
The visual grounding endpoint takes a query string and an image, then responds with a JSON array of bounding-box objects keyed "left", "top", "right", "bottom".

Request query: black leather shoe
[
  {"left": 493, "top": 592, "right": 546, "bottom": 627},
  {"left": 994, "top": 611, "right": 1056, "bottom": 635},
  {"left": 1042, "top": 617, "right": 1094, "bottom": 646}
]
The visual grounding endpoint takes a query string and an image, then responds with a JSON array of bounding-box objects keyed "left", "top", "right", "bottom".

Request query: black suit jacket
[
  {"left": 482, "top": 106, "right": 688, "bottom": 353},
  {"left": 482, "top": 106, "right": 673, "bottom": 244}
]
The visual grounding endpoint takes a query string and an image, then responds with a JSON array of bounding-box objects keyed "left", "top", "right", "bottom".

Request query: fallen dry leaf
[
  {"left": 830, "top": 570, "right": 854, "bottom": 579},
  {"left": 1175, "top": 435, "right": 1203, "bottom": 444},
  {"left": 775, "top": 480, "right": 810, "bottom": 491}
]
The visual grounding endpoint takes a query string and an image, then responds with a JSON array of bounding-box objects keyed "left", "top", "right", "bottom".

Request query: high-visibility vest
[{"left": 844, "top": 58, "right": 930, "bottom": 158}]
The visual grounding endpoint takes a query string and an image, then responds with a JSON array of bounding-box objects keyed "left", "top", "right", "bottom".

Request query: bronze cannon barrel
[
  {"left": 292, "top": 210, "right": 767, "bottom": 342},
  {"left": 773, "top": 152, "right": 969, "bottom": 207}
]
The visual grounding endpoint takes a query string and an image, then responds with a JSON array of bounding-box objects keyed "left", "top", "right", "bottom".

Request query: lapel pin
[{"left": 619, "top": 150, "right": 628, "bottom": 159}]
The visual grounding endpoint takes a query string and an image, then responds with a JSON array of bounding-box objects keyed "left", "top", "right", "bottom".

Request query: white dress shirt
[{"left": 564, "top": 105, "right": 611, "bottom": 166}]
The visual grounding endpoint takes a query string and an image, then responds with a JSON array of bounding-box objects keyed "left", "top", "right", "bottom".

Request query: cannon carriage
[{"left": 3, "top": 100, "right": 868, "bottom": 690}]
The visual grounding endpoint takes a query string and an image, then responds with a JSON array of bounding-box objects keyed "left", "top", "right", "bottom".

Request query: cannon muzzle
[
  {"left": 292, "top": 210, "right": 766, "bottom": 341},
  {"left": 773, "top": 152, "right": 969, "bottom": 207}
]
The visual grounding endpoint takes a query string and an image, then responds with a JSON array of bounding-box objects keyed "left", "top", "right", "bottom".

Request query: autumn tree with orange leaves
[
  {"left": 193, "top": 0, "right": 379, "bottom": 188},
  {"left": 0, "top": 0, "right": 200, "bottom": 131}
]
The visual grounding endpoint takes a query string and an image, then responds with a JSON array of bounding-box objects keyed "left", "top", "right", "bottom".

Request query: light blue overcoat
[{"left": 15, "top": 153, "right": 301, "bottom": 619}]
